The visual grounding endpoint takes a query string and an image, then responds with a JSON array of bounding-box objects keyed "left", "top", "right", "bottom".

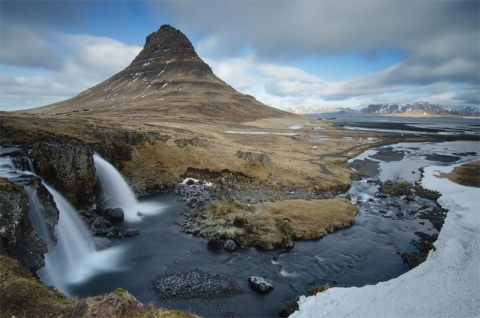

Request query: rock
[
  {"left": 0, "top": 179, "right": 47, "bottom": 272},
  {"left": 29, "top": 142, "right": 96, "bottom": 209},
  {"left": 236, "top": 151, "right": 271, "bottom": 165},
  {"left": 103, "top": 208, "right": 125, "bottom": 223},
  {"left": 223, "top": 239, "right": 237, "bottom": 252},
  {"left": 207, "top": 233, "right": 225, "bottom": 249},
  {"left": 152, "top": 269, "right": 243, "bottom": 299},
  {"left": 248, "top": 276, "right": 273, "bottom": 293},
  {"left": 375, "top": 192, "right": 388, "bottom": 198},
  {"left": 121, "top": 228, "right": 140, "bottom": 237},
  {"left": 279, "top": 296, "right": 300, "bottom": 317}
]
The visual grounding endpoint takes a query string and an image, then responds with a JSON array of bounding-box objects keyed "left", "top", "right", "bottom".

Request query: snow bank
[{"left": 291, "top": 162, "right": 480, "bottom": 318}]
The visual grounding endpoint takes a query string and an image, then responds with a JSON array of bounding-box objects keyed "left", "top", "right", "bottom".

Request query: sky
[{"left": 1, "top": 0, "right": 479, "bottom": 111}]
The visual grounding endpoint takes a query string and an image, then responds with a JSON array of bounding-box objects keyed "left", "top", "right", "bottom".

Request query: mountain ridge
[
  {"left": 23, "top": 25, "right": 293, "bottom": 123},
  {"left": 287, "top": 102, "right": 480, "bottom": 117}
]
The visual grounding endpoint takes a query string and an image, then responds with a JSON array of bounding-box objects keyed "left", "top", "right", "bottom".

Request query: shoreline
[{"left": 292, "top": 147, "right": 480, "bottom": 318}]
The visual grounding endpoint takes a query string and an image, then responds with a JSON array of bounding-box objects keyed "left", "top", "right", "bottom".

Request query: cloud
[
  {"left": 0, "top": 32, "right": 141, "bottom": 111},
  {"left": 163, "top": 0, "right": 479, "bottom": 90},
  {"left": 0, "top": 23, "right": 62, "bottom": 70}
]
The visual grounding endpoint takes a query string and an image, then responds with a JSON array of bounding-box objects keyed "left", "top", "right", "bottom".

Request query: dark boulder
[
  {"left": 208, "top": 233, "right": 225, "bottom": 249},
  {"left": 248, "top": 276, "right": 273, "bottom": 293},
  {"left": 103, "top": 208, "right": 125, "bottom": 223}
]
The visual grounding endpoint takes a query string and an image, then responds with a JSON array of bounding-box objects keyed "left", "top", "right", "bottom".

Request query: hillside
[{"left": 23, "top": 25, "right": 293, "bottom": 123}]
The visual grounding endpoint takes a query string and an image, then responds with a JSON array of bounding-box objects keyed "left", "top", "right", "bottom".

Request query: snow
[
  {"left": 181, "top": 178, "right": 213, "bottom": 187},
  {"left": 291, "top": 161, "right": 480, "bottom": 318}
]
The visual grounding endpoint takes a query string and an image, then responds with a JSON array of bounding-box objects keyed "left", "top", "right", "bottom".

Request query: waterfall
[
  {"left": 36, "top": 184, "right": 123, "bottom": 295},
  {"left": 93, "top": 154, "right": 141, "bottom": 222},
  {"left": 93, "top": 154, "right": 165, "bottom": 222}
]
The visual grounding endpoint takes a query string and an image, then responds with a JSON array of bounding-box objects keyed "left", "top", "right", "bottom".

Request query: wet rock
[
  {"left": 0, "top": 179, "right": 47, "bottom": 272},
  {"left": 248, "top": 276, "right": 273, "bottom": 293},
  {"left": 152, "top": 269, "right": 243, "bottom": 299},
  {"left": 279, "top": 296, "right": 300, "bottom": 317},
  {"left": 401, "top": 232, "right": 438, "bottom": 269},
  {"left": 103, "top": 208, "right": 124, "bottom": 223},
  {"left": 120, "top": 228, "right": 140, "bottom": 237},
  {"left": 223, "top": 239, "right": 237, "bottom": 252},
  {"left": 207, "top": 233, "right": 225, "bottom": 249},
  {"left": 375, "top": 192, "right": 388, "bottom": 198},
  {"left": 29, "top": 142, "right": 96, "bottom": 209}
]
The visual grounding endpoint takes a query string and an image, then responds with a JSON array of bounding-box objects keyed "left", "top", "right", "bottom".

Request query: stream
[{"left": 1, "top": 140, "right": 478, "bottom": 317}]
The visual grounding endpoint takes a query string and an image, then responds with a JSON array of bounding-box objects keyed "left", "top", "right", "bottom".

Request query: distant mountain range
[{"left": 286, "top": 102, "right": 480, "bottom": 117}]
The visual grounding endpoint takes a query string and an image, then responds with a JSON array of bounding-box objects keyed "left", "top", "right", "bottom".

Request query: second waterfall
[{"left": 93, "top": 153, "right": 165, "bottom": 222}]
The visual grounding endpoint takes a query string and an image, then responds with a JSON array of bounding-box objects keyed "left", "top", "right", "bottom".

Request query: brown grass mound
[
  {"left": 203, "top": 198, "right": 357, "bottom": 249},
  {"left": 438, "top": 160, "right": 480, "bottom": 188}
]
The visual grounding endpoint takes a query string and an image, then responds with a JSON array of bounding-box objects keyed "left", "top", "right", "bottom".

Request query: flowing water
[
  {"left": 93, "top": 153, "right": 165, "bottom": 222},
  {"left": 36, "top": 184, "right": 124, "bottom": 294},
  {"left": 1, "top": 140, "right": 478, "bottom": 317}
]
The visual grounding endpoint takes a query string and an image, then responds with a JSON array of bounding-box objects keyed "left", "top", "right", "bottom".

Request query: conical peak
[
  {"left": 126, "top": 24, "right": 211, "bottom": 76},
  {"left": 144, "top": 24, "right": 195, "bottom": 55}
]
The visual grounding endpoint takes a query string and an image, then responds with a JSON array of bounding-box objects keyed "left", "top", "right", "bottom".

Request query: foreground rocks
[
  {"left": 152, "top": 269, "right": 244, "bottom": 299},
  {"left": 0, "top": 178, "right": 51, "bottom": 272}
]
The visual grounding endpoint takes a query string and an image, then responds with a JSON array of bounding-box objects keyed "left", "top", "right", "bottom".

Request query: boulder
[
  {"left": 223, "top": 239, "right": 238, "bottom": 252},
  {"left": 248, "top": 276, "right": 273, "bottom": 293},
  {"left": 207, "top": 233, "right": 225, "bottom": 249},
  {"left": 104, "top": 208, "right": 125, "bottom": 223}
]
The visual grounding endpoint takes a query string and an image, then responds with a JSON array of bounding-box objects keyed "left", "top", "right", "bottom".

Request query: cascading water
[
  {"left": 93, "top": 154, "right": 141, "bottom": 222},
  {"left": 0, "top": 149, "right": 124, "bottom": 296},
  {"left": 36, "top": 184, "right": 124, "bottom": 295},
  {"left": 93, "top": 153, "right": 164, "bottom": 222}
]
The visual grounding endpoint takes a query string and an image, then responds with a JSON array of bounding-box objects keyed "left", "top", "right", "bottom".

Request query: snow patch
[{"left": 291, "top": 160, "right": 480, "bottom": 318}]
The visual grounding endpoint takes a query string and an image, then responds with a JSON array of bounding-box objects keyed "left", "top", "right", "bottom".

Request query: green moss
[
  {"left": 0, "top": 178, "right": 23, "bottom": 193},
  {"left": 308, "top": 284, "right": 330, "bottom": 296},
  {"left": 0, "top": 255, "right": 87, "bottom": 317}
]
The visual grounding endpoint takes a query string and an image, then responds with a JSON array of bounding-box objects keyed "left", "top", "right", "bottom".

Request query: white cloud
[{"left": 0, "top": 33, "right": 141, "bottom": 111}]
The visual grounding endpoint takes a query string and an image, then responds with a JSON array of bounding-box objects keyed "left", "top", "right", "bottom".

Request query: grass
[
  {"left": 0, "top": 255, "right": 87, "bottom": 317},
  {"left": 202, "top": 198, "right": 357, "bottom": 249},
  {"left": 0, "top": 256, "right": 200, "bottom": 318}
]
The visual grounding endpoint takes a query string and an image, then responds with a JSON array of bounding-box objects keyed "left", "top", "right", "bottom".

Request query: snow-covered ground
[{"left": 291, "top": 161, "right": 480, "bottom": 318}]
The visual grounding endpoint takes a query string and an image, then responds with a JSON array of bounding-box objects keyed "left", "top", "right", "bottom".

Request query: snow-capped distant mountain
[
  {"left": 286, "top": 102, "right": 479, "bottom": 117},
  {"left": 285, "top": 106, "right": 357, "bottom": 114},
  {"left": 360, "top": 102, "right": 478, "bottom": 116}
]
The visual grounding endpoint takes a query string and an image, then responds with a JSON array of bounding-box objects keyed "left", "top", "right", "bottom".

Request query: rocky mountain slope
[{"left": 24, "top": 25, "right": 291, "bottom": 123}]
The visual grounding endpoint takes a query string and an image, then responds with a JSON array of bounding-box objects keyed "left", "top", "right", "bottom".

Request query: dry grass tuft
[
  {"left": 203, "top": 199, "right": 357, "bottom": 249},
  {"left": 0, "top": 255, "right": 87, "bottom": 317}
]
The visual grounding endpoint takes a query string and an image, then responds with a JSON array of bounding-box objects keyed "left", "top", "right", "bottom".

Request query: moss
[
  {"left": 0, "top": 178, "right": 23, "bottom": 193},
  {"left": 0, "top": 255, "right": 87, "bottom": 317},
  {"left": 308, "top": 284, "right": 330, "bottom": 296},
  {"left": 414, "top": 185, "right": 441, "bottom": 200}
]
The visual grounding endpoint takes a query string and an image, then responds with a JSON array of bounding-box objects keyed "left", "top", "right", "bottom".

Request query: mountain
[
  {"left": 288, "top": 102, "right": 479, "bottom": 117},
  {"left": 359, "top": 102, "right": 478, "bottom": 116},
  {"left": 24, "top": 25, "right": 291, "bottom": 123},
  {"left": 285, "top": 106, "right": 357, "bottom": 114}
]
